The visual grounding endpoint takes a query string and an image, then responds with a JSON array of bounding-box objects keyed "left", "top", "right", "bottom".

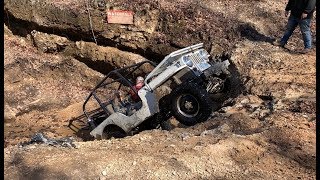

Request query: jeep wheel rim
[{"left": 177, "top": 94, "right": 200, "bottom": 118}]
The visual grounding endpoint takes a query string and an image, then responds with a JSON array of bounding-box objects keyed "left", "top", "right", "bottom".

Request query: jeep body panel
[
  {"left": 90, "top": 88, "right": 158, "bottom": 138},
  {"left": 145, "top": 43, "right": 211, "bottom": 91}
]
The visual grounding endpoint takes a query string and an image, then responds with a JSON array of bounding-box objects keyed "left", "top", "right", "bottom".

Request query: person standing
[{"left": 273, "top": 0, "right": 316, "bottom": 54}]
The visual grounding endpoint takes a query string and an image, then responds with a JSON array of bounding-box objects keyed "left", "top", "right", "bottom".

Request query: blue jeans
[{"left": 280, "top": 16, "right": 312, "bottom": 49}]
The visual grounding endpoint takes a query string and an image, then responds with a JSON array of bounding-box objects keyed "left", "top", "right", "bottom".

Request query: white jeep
[{"left": 82, "top": 43, "right": 231, "bottom": 139}]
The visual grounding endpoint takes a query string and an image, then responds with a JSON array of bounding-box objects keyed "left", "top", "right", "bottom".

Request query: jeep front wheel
[{"left": 171, "top": 83, "right": 217, "bottom": 126}]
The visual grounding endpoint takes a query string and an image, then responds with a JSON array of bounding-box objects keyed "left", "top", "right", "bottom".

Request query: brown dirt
[
  {"left": 5, "top": 0, "right": 316, "bottom": 61},
  {"left": 4, "top": 0, "right": 316, "bottom": 179}
]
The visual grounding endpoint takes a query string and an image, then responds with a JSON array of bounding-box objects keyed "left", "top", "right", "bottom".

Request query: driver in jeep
[
  {"left": 110, "top": 76, "right": 145, "bottom": 115},
  {"left": 128, "top": 76, "right": 144, "bottom": 102}
]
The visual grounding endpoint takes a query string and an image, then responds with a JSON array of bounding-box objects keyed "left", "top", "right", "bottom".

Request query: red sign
[{"left": 107, "top": 10, "right": 134, "bottom": 24}]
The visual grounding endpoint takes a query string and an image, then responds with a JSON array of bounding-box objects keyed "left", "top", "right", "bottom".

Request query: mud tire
[
  {"left": 157, "top": 95, "right": 173, "bottom": 130},
  {"left": 171, "top": 83, "right": 217, "bottom": 126},
  {"left": 102, "top": 125, "right": 126, "bottom": 139}
]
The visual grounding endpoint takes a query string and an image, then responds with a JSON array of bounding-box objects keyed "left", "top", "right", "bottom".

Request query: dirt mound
[
  {"left": 4, "top": 106, "right": 316, "bottom": 179},
  {"left": 4, "top": 33, "right": 103, "bottom": 145}
]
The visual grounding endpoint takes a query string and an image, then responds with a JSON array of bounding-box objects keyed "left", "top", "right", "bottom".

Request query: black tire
[
  {"left": 171, "top": 83, "right": 217, "bottom": 126},
  {"left": 157, "top": 95, "right": 173, "bottom": 130},
  {"left": 102, "top": 125, "right": 126, "bottom": 139}
]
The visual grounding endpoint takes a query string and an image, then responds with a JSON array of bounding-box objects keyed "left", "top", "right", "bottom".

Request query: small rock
[
  {"left": 219, "top": 106, "right": 232, "bottom": 113},
  {"left": 132, "top": 161, "right": 137, "bottom": 166},
  {"left": 99, "top": 176, "right": 107, "bottom": 180},
  {"left": 245, "top": 103, "right": 260, "bottom": 112},
  {"left": 259, "top": 109, "right": 270, "bottom": 118},
  {"left": 275, "top": 161, "right": 282, "bottom": 165},
  {"left": 5, "top": 123, "right": 12, "bottom": 127},
  {"left": 73, "top": 144, "right": 80, "bottom": 149},
  {"left": 200, "top": 129, "right": 216, "bottom": 136},
  {"left": 4, "top": 104, "right": 17, "bottom": 123},
  {"left": 28, "top": 145, "right": 36, "bottom": 149},
  {"left": 4, "top": 24, "right": 13, "bottom": 35},
  {"left": 180, "top": 132, "right": 190, "bottom": 141},
  {"left": 273, "top": 100, "right": 286, "bottom": 110},
  {"left": 235, "top": 104, "right": 243, "bottom": 109},
  {"left": 101, "top": 170, "right": 107, "bottom": 176},
  {"left": 219, "top": 124, "right": 231, "bottom": 133},
  {"left": 30, "top": 30, "right": 70, "bottom": 53},
  {"left": 240, "top": 99, "right": 249, "bottom": 104}
]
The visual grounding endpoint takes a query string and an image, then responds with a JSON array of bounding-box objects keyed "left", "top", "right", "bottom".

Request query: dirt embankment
[
  {"left": 5, "top": 0, "right": 315, "bottom": 60},
  {"left": 4, "top": 0, "right": 316, "bottom": 179}
]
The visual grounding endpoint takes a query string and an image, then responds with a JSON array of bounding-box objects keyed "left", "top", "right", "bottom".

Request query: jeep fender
[{"left": 90, "top": 88, "right": 159, "bottom": 138}]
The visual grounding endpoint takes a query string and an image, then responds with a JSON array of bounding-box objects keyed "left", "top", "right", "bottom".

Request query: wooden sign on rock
[{"left": 107, "top": 10, "right": 134, "bottom": 24}]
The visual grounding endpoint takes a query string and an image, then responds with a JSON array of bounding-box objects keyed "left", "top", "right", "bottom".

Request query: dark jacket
[{"left": 285, "top": 0, "right": 316, "bottom": 19}]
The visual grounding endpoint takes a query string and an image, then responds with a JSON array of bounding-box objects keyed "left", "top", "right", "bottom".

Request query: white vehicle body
[{"left": 83, "top": 43, "right": 231, "bottom": 139}]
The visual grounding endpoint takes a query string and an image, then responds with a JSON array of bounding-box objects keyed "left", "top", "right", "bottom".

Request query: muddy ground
[{"left": 4, "top": 0, "right": 316, "bottom": 179}]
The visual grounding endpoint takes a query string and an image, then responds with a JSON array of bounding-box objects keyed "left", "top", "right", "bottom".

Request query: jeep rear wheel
[
  {"left": 171, "top": 83, "right": 217, "bottom": 126},
  {"left": 101, "top": 125, "right": 126, "bottom": 139}
]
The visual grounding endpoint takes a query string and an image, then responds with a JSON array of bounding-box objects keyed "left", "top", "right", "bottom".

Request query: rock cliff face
[
  {"left": 6, "top": 0, "right": 303, "bottom": 60},
  {"left": 5, "top": 0, "right": 163, "bottom": 59}
]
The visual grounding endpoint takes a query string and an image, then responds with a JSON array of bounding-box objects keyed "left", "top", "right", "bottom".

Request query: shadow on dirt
[
  {"left": 74, "top": 56, "right": 116, "bottom": 76},
  {"left": 9, "top": 153, "right": 69, "bottom": 180},
  {"left": 67, "top": 111, "right": 95, "bottom": 141},
  {"left": 238, "top": 23, "right": 275, "bottom": 43}
]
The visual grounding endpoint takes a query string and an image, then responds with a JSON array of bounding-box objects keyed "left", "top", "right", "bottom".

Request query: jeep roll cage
[{"left": 82, "top": 60, "right": 157, "bottom": 121}]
